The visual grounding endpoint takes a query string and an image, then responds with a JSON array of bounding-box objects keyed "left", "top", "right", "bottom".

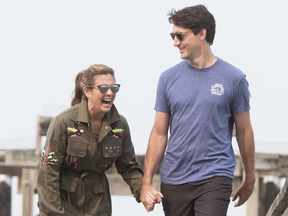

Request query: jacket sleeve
[
  {"left": 114, "top": 117, "right": 143, "bottom": 202},
  {"left": 37, "top": 117, "right": 67, "bottom": 215}
]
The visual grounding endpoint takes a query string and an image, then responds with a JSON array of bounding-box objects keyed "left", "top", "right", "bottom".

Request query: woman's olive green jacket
[{"left": 37, "top": 99, "right": 143, "bottom": 216}]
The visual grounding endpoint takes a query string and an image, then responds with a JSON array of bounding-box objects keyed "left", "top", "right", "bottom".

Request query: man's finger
[
  {"left": 232, "top": 191, "right": 239, "bottom": 202},
  {"left": 146, "top": 194, "right": 156, "bottom": 204}
]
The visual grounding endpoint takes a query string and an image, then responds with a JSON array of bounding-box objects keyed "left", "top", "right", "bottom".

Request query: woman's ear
[{"left": 83, "top": 87, "right": 91, "bottom": 99}]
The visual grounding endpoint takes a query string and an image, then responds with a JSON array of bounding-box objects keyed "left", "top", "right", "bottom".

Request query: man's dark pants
[{"left": 161, "top": 176, "right": 233, "bottom": 216}]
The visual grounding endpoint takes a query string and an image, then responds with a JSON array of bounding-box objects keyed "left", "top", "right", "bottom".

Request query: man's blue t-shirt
[{"left": 155, "top": 58, "right": 250, "bottom": 185}]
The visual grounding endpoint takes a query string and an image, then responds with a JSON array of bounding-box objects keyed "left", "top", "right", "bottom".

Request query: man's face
[{"left": 172, "top": 25, "right": 201, "bottom": 61}]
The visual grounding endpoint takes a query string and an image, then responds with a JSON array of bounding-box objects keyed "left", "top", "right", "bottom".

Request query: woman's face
[{"left": 84, "top": 74, "right": 117, "bottom": 115}]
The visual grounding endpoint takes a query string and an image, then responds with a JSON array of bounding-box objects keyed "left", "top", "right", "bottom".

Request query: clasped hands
[{"left": 140, "top": 185, "right": 164, "bottom": 212}]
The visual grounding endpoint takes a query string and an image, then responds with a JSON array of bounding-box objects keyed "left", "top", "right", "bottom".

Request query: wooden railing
[{"left": 266, "top": 174, "right": 288, "bottom": 216}]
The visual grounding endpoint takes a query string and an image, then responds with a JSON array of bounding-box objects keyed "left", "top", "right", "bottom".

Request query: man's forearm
[
  {"left": 236, "top": 129, "right": 255, "bottom": 181},
  {"left": 142, "top": 132, "right": 167, "bottom": 184}
]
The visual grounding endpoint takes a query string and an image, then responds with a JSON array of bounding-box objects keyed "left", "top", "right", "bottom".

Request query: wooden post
[
  {"left": 35, "top": 116, "right": 42, "bottom": 167},
  {"left": 22, "top": 168, "right": 33, "bottom": 216},
  {"left": 36, "top": 116, "right": 53, "bottom": 163}
]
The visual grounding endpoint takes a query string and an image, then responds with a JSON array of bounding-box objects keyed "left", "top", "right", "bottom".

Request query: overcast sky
[{"left": 1, "top": 0, "right": 288, "bottom": 154}]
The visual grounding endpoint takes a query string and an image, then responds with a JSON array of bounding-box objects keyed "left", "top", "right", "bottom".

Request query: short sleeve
[
  {"left": 154, "top": 74, "right": 169, "bottom": 113},
  {"left": 231, "top": 76, "right": 251, "bottom": 114}
]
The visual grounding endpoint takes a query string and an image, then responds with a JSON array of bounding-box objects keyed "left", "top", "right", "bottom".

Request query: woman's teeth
[{"left": 102, "top": 99, "right": 111, "bottom": 104}]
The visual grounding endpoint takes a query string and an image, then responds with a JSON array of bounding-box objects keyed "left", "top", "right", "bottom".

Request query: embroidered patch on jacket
[
  {"left": 104, "top": 146, "right": 121, "bottom": 157},
  {"left": 210, "top": 83, "right": 224, "bottom": 96},
  {"left": 129, "top": 147, "right": 140, "bottom": 166},
  {"left": 61, "top": 155, "right": 81, "bottom": 169},
  {"left": 67, "top": 119, "right": 84, "bottom": 137},
  {"left": 69, "top": 156, "right": 81, "bottom": 169},
  {"left": 40, "top": 143, "right": 58, "bottom": 165},
  {"left": 108, "top": 128, "right": 124, "bottom": 138},
  {"left": 98, "top": 162, "right": 114, "bottom": 168}
]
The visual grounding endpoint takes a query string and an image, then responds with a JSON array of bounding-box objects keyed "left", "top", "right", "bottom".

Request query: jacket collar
[{"left": 76, "top": 99, "right": 120, "bottom": 125}]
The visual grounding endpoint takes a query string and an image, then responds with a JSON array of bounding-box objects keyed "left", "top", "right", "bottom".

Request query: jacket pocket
[
  {"left": 60, "top": 172, "right": 78, "bottom": 192},
  {"left": 67, "top": 138, "right": 88, "bottom": 157},
  {"left": 102, "top": 138, "right": 123, "bottom": 158},
  {"left": 63, "top": 139, "right": 88, "bottom": 169},
  {"left": 60, "top": 171, "right": 79, "bottom": 210},
  {"left": 88, "top": 175, "right": 111, "bottom": 214}
]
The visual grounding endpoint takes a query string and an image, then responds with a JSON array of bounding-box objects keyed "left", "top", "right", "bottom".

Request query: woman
[{"left": 37, "top": 64, "right": 152, "bottom": 215}]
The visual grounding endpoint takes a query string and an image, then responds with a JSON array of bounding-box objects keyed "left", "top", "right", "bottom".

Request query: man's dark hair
[{"left": 168, "top": 4, "right": 216, "bottom": 45}]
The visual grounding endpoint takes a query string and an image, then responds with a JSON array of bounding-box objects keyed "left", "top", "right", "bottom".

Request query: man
[{"left": 140, "top": 4, "right": 255, "bottom": 216}]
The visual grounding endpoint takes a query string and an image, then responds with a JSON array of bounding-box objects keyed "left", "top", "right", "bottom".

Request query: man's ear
[{"left": 199, "top": 28, "right": 207, "bottom": 41}]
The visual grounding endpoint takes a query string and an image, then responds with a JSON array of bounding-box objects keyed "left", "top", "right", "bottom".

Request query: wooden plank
[
  {"left": 4, "top": 149, "right": 38, "bottom": 166},
  {"left": 38, "top": 116, "right": 53, "bottom": 136},
  {"left": 0, "top": 165, "right": 22, "bottom": 176},
  {"left": 282, "top": 207, "right": 288, "bottom": 216},
  {"left": 22, "top": 168, "right": 33, "bottom": 216},
  {"left": 266, "top": 174, "right": 288, "bottom": 216}
]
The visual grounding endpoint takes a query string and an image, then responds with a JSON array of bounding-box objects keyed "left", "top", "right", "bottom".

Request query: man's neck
[{"left": 188, "top": 48, "right": 217, "bottom": 69}]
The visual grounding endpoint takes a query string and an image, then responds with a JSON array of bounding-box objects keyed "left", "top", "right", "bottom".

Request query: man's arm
[
  {"left": 232, "top": 110, "right": 255, "bottom": 207},
  {"left": 140, "top": 111, "right": 170, "bottom": 211}
]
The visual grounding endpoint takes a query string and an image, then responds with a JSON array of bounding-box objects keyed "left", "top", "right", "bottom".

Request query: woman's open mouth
[{"left": 102, "top": 99, "right": 112, "bottom": 105}]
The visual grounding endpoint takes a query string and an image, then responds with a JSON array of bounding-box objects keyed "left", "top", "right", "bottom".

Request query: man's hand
[
  {"left": 232, "top": 179, "right": 255, "bottom": 207},
  {"left": 140, "top": 184, "right": 164, "bottom": 212}
]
